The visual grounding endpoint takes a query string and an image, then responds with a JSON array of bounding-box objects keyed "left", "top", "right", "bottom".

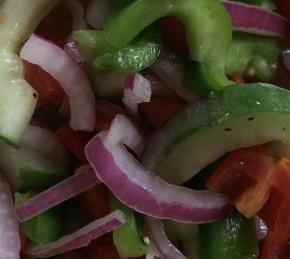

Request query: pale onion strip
[
  {"left": 16, "top": 165, "right": 99, "bottom": 222},
  {"left": 85, "top": 115, "right": 230, "bottom": 223},
  {"left": 24, "top": 210, "right": 125, "bottom": 257},
  {"left": 20, "top": 34, "right": 96, "bottom": 131},
  {"left": 146, "top": 217, "right": 186, "bottom": 259},
  {"left": 122, "top": 73, "right": 152, "bottom": 115},
  {"left": 0, "top": 173, "right": 20, "bottom": 259}
]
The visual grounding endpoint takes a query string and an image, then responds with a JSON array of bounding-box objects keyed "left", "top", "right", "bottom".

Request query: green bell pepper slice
[
  {"left": 101, "top": 0, "right": 232, "bottom": 95},
  {"left": 110, "top": 195, "right": 149, "bottom": 258},
  {"left": 15, "top": 191, "right": 63, "bottom": 244},
  {"left": 199, "top": 210, "right": 258, "bottom": 259},
  {"left": 225, "top": 32, "right": 279, "bottom": 82},
  {"left": 74, "top": 24, "right": 161, "bottom": 72}
]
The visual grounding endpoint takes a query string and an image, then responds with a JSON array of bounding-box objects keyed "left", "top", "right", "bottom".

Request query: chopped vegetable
[
  {"left": 24, "top": 210, "right": 125, "bottom": 257},
  {"left": 199, "top": 210, "right": 259, "bottom": 259},
  {"left": 21, "top": 34, "right": 96, "bottom": 132},
  {"left": 15, "top": 191, "right": 64, "bottom": 244},
  {"left": 110, "top": 195, "right": 149, "bottom": 258},
  {"left": 16, "top": 165, "right": 99, "bottom": 222},
  {"left": 85, "top": 115, "right": 230, "bottom": 223},
  {"left": 0, "top": 0, "right": 60, "bottom": 144},
  {"left": 142, "top": 83, "right": 290, "bottom": 185}
]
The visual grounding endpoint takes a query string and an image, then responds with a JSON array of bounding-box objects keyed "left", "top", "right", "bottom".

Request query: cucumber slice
[
  {"left": 0, "top": 126, "right": 70, "bottom": 190},
  {"left": 143, "top": 83, "right": 290, "bottom": 184},
  {"left": 0, "top": 0, "right": 59, "bottom": 144}
]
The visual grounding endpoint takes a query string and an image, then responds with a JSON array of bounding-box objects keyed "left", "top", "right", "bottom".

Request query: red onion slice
[
  {"left": 16, "top": 165, "right": 99, "bottom": 222},
  {"left": 85, "top": 115, "right": 230, "bottom": 223},
  {"left": 20, "top": 34, "right": 96, "bottom": 132},
  {"left": 222, "top": 0, "right": 289, "bottom": 38},
  {"left": 123, "top": 73, "right": 152, "bottom": 114},
  {"left": 24, "top": 210, "right": 125, "bottom": 257},
  {"left": 146, "top": 217, "right": 186, "bottom": 259},
  {"left": 0, "top": 173, "right": 21, "bottom": 259}
]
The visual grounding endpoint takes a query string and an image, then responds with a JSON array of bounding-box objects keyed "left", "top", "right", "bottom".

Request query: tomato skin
[
  {"left": 140, "top": 98, "right": 185, "bottom": 128},
  {"left": 95, "top": 101, "right": 128, "bottom": 132},
  {"left": 206, "top": 145, "right": 290, "bottom": 258},
  {"left": 160, "top": 17, "right": 188, "bottom": 53},
  {"left": 275, "top": 0, "right": 290, "bottom": 20},
  {"left": 35, "top": 5, "right": 72, "bottom": 47},
  {"left": 55, "top": 124, "right": 92, "bottom": 163},
  {"left": 24, "top": 61, "right": 65, "bottom": 107}
]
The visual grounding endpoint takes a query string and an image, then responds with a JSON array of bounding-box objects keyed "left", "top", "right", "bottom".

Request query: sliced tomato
[
  {"left": 24, "top": 61, "right": 65, "bottom": 107},
  {"left": 160, "top": 17, "right": 188, "bottom": 53},
  {"left": 140, "top": 98, "right": 185, "bottom": 128},
  {"left": 59, "top": 248, "right": 88, "bottom": 259},
  {"left": 55, "top": 123, "right": 92, "bottom": 163},
  {"left": 228, "top": 74, "right": 245, "bottom": 84},
  {"left": 35, "top": 4, "right": 72, "bottom": 47},
  {"left": 275, "top": 0, "right": 290, "bottom": 20},
  {"left": 206, "top": 145, "right": 290, "bottom": 255},
  {"left": 77, "top": 184, "right": 110, "bottom": 220},
  {"left": 95, "top": 100, "right": 128, "bottom": 132},
  {"left": 86, "top": 234, "right": 120, "bottom": 259},
  {"left": 206, "top": 145, "right": 274, "bottom": 216}
]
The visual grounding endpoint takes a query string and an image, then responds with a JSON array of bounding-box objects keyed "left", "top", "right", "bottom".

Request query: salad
[{"left": 0, "top": 0, "right": 290, "bottom": 258}]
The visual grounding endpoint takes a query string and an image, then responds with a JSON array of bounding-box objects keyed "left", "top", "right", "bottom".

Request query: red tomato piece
[
  {"left": 160, "top": 17, "right": 188, "bottom": 53},
  {"left": 24, "top": 61, "right": 65, "bottom": 107},
  {"left": 35, "top": 5, "right": 72, "bottom": 47},
  {"left": 140, "top": 98, "right": 185, "bottom": 128}
]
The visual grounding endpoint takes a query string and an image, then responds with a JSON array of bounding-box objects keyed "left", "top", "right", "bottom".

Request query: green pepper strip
[
  {"left": 110, "top": 195, "right": 149, "bottom": 258},
  {"left": 74, "top": 24, "right": 161, "bottom": 72},
  {"left": 199, "top": 210, "right": 259, "bottom": 259},
  {"left": 102, "top": 0, "right": 232, "bottom": 95},
  {"left": 15, "top": 191, "right": 63, "bottom": 244}
]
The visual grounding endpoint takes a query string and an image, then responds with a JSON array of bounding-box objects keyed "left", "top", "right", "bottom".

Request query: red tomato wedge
[
  {"left": 160, "top": 17, "right": 188, "bottom": 53},
  {"left": 35, "top": 5, "right": 72, "bottom": 47},
  {"left": 140, "top": 98, "right": 185, "bottom": 128},
  {"left": 55, "top": 123, "right": 92, "bottom": 163},
  {"left": 24, "top": 61, "right": 65, "bottom": 107},
  {"left": 95, "top": 100, "right": 128, "bottom": 132},
  {"left": 206, "top": 145, "right": 290, "bottom": 251}
]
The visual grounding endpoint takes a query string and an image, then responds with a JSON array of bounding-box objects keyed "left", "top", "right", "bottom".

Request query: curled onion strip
[{"left": 85, "top": 115, "right": 230, "bottom": 223}]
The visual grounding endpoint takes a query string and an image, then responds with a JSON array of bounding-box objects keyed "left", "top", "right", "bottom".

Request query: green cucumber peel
[
  {"left": 142, "top": 83, "right": 290, "bottom": 185},
  {"left": 0, "top": 141, "right": 70, "bottom": 191},
  {"left": 74, "top": 24, "right": 161, "bottom": 72},
  {"left": 199, "top": 210, "right": 258, "bottom": 259},
  {"left": 15, "top": 191, "right": 63, "bottom": 244},
  {"left": 0, "top": 0, "right": 60, "bottom": 144},
  {"left": 110, "top": 195, "right": 149, "bottom": 258}
]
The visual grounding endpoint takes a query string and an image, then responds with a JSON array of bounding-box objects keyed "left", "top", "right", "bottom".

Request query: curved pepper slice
[
  {"left": 199, "top": 210, "right": 258, "bottom": 259},
  {"left": 101, "top": 0, "right": 232, "bottom": 94},
  {"left": 74, "top": 24, "right": 161, "bottom": 72},
  {"left": 109, "top": 195, "right": 149, "bottom": 258}
]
